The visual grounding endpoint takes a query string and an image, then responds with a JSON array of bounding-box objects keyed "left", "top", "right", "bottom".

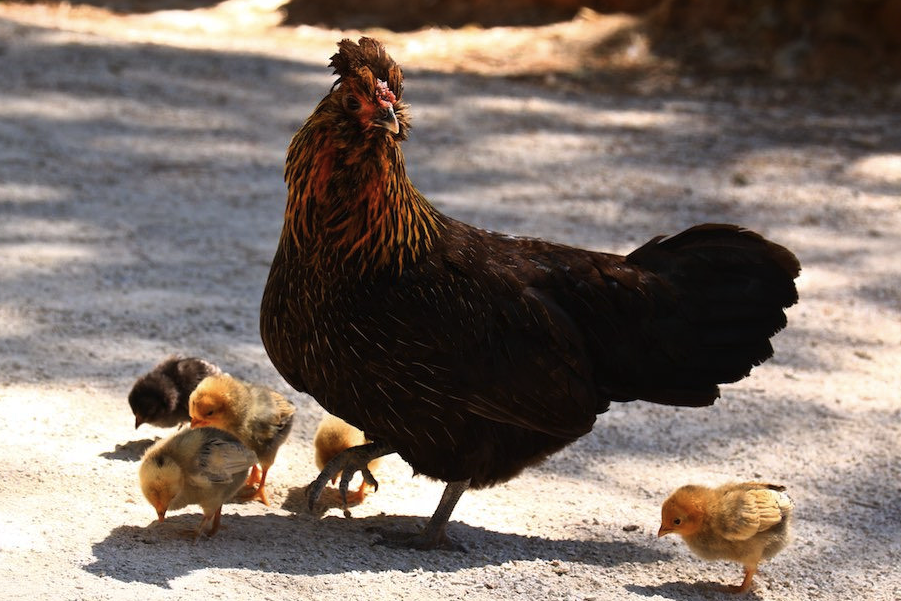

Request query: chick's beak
[
  {"left": 657, "top": 525, "right": 672, "bottom": 538},
  {"left": 157, "top": 510, "right": 166, "bottom": 522},
  {"left": 190, "top": 418, "right": 203, "bottom": 428},
  {"left": 373, "top": 105, "right": 399, "bottom": 135}
]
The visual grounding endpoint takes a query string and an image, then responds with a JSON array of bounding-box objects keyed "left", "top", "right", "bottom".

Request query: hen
[
  {"left": 658, "top": 482, "right": 794, "bottom": 593},
  {"left": 260, "top": 37, "right": 800, "bottom": 550}
]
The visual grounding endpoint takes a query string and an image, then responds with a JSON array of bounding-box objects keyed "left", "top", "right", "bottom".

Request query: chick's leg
[
  {"left": 725, "top": 565, "right": 757, "bottom": 594},
  {"left": 373, "top": 479, "right": 470, "bottom": 552},
  {"left": 245, "top": 464, "right": 262, "bottom": 487},
  {"left": 207, "top": 506, "right": 224, "bottom": 537},
  {"left": 237, "top": 464, "right": 273, "bottom": 505},
  {"left": 307, "top": 441, "right": 393, "bottom": 509},
  {"left": 252, "top": 466, "right": 271, "bottom": 506}
]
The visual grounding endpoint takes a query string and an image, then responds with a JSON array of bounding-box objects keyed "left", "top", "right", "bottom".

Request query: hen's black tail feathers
[{"left": 624, "top": 223, "right": 800, "bottom": 407}]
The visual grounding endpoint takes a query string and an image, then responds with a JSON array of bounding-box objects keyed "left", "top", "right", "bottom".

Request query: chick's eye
[
  {"left": 205, "top": 410, "right": 214, "bottom": 417},
  {"left": 673, "top": 518, "right": 681, "bottom": 525},
  {"left": 344, "top": 95, "right": 361, "bottom": 112}
]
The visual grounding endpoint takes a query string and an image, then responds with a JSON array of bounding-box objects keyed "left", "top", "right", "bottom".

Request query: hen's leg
[
  {"left": 373, "top": 479, "right": 470, "bottom": 552},
  {"left": 307, "top": 441, "right": 393, "bottom": 509}
]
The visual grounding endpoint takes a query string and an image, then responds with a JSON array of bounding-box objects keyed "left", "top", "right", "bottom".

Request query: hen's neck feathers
[{"left": 283, "top": 94, "right": 443, "bottom": 277}]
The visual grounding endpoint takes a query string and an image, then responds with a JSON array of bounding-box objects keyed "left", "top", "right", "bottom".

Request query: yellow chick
[
  {"left": 139, "top": 427, "right": 257, "bottom": 541},
  {"left": 658, "top": 482, "right": 793, "bottom": 593},
  {"left": 313, "top": 413, "right": 382, "bottom": 504},
  {"left": 188, "top": 374, "right": 296, "bottom": 506}
]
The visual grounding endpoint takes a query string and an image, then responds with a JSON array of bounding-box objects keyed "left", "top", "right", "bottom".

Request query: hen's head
[{"left": 323, "top": 37, "right": 409, "bottom": 142}]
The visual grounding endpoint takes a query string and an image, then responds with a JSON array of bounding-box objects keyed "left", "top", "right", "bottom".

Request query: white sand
[{"left": 0, "top": 4, "right": 899, "bottom": 600}]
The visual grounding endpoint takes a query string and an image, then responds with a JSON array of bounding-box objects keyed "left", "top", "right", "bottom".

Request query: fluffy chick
[
  {"left": 658, "top": 482, "right": 794, "bottom": 593},
  {"left": 189, "top": 374, "right": 296, "bottom": 506},
  {"left": 314, "top": 413, "right": 382, "bottom": 504},
  {"left": 139, "top": 426, "right": 256, "bottom": 541},
  {"left": 129, "top": 355, "right": 222, "bottom": 429}
]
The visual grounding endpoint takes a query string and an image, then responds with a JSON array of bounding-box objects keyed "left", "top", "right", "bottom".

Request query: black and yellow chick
[{"left": 129, "top": 355, "right": 221, "bottom": 429}]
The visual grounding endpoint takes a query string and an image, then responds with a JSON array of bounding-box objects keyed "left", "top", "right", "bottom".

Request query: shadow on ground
[{"left": 85, "top": 509, "right": 669, "bottom": 587}]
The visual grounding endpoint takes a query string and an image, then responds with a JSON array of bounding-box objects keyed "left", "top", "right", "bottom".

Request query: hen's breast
[{"left": 260, "top": 225, "right": 592, "bottom": 487}]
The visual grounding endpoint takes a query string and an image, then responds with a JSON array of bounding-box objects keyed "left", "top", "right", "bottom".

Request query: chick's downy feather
[
  {"left": 260, "top": 37, "right": 801, "bottom": 549},
  {"left": 138, "top": 427, "right": 256, "bottom": 540},
  {"left": 128, "top": 355, "right": 222, "bottom": 429},
  {"left": 188, "top": 374, "right": 296, "bottom": 505},
  {"left": 659, "top": 482, "right": 794, "bottom": 593}
]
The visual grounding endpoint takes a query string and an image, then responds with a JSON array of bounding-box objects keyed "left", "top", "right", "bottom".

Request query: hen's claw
[{"left": 307, "top": 441, "right": 393, "bottom": 510}]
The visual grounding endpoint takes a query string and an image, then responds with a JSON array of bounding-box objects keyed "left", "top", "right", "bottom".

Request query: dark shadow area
[
  {"left": 626, "top": 580, "right": 753, "bottom": 599},
  {"left": 643, "top": 0, "right": 901, "bottom": 84},
  {"left": 84, "top": 511, "right": 669, "bottom": 586},
  {"left": 11, "top": 0, "right": 223, "bottom": 13},
  {"left": 280, "top": 0, "right": 586, "bottom": 30},
  {"left": 100, "top": 438, "right": 158, "bottom": 461}
]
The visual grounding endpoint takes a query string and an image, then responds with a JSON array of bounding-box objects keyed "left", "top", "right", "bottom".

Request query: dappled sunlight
[
  {"left": 0, "top": 241, "right": 100, "bottom": 274},
  {"left": 846, "top": 153, "right": 901, "bottom": 185},
  {"left": 471, "top": 96, "right": 694, "bottom": 132},
  {"left": 0, "top": 182, "right": 67, "bottom": 204}
]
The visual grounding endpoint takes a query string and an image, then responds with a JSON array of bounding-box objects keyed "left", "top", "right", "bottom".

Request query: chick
[
  {"left": 128, "top": 355, "right": 222, "bottom": 429},
  {"left": 314, "top": 413, "right": 382, "bottom": 504},
  {"left": 658, "top": 482, "right": 794, "bottom": 593},
  {"left": 139, "top": 426, "right": 256, "bottom": 541},
  {"left": 189, "top": 374, "right": 296, "bottom": 506}
]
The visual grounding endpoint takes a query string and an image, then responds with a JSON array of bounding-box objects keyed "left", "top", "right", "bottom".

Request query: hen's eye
[{"left": 344, "top": 96, "right": 361, "bottom": 112}]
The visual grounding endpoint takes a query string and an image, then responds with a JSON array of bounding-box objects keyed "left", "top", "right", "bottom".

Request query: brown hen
[{"left": 260, "top": 37, "right": 800, "bottom": 550}]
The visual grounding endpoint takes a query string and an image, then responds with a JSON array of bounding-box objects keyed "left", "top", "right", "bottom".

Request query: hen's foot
[
  {"left": 369, "top": 526, "right": 466, "bottom": 552},
  {"left": 370, "top": 479, "right": 470, "bottom": 552},
  {"left": 307, "top": 441, "right": 393, "bottom": 509}
]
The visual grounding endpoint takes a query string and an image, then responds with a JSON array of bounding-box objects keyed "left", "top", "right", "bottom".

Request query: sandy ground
[{"left": 1, "top": 3, "right": 900, "bottom": 600}]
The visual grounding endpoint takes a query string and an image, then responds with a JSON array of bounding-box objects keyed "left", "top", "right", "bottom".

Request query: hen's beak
[
  {"left": 135, "top": 416, "right": 144, "bottom": 429},
  {"left": 373, "top": 105, "right": 399, "bottom": 134}
]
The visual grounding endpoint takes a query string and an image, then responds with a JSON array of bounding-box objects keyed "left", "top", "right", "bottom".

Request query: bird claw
[
  {"left": 367, "top": 526, "right": 466, "bottom": 552},
  {"left": 307, "top": 441, "right": 392, "bottom": 510}
]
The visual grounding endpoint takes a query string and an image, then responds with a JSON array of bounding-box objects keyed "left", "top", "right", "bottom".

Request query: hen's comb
[{"left": 330, "top": 37, "right": 404, "bottom": 100}]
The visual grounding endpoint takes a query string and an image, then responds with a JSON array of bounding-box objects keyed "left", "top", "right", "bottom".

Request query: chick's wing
[
  {"left": 717, "top": 487, "right": 786, "bottom": 541},
  {"left": 190, "top": 437, "right": 257, "bottom": 487}
]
